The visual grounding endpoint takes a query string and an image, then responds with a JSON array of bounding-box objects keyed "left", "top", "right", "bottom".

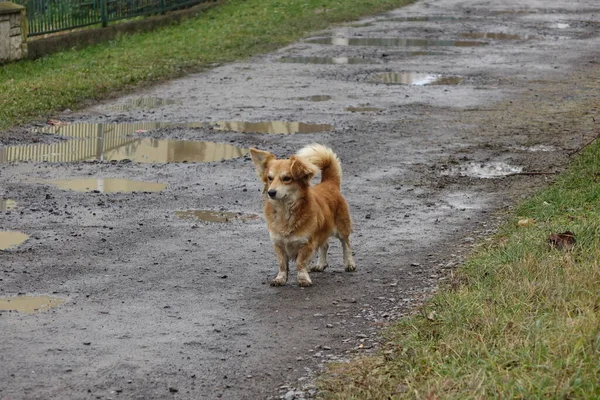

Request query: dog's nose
[{"left": 267, "top": 190, "right": 277, "bottom": 198}]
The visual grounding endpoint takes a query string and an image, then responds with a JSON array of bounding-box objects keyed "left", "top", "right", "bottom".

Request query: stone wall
[{"left": 0, "top": 1, "right": 27, "bottom": 63}]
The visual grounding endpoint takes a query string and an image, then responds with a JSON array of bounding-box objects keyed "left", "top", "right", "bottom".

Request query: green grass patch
[
  {"left": 0, "top": 0, "right": 413, "bottom": 130},
  {"left": 319, "top": 142, "right": 600, "bottom": 398}
]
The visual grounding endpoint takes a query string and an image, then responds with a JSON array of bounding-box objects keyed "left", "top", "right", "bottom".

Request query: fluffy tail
[{"left": 296, "top": 144, "right": 342, "bottom": 188}]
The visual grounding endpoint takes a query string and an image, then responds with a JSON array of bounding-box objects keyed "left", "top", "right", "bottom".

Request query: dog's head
[{"left": 249, "top": 148, "right": 318, "bottom": 202}]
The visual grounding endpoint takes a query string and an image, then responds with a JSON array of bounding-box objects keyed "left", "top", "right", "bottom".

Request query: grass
[
  {"left": 0, "top": 0, "right": 414, "bottom": 130},
  {"left": 319, "top": 140, "right": 600, "bottom": 398}
]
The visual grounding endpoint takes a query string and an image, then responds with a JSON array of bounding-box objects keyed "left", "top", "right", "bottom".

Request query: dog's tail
[{"left": 296, "top": 144, "right": 342, "bottom": 188}]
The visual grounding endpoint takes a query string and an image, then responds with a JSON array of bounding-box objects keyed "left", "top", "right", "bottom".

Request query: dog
[{"left": 249, "top": 144, "right": 356, "bottom": 287}]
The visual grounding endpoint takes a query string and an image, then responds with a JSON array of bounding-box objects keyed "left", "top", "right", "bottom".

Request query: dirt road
[{"left": 1, "top": 0, "right": 599, "bottom": 398}]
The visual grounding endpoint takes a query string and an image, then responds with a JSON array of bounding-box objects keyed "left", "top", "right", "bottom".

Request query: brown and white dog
[{"left": 249, "top": 144, "right": 356, "bottom": 287}]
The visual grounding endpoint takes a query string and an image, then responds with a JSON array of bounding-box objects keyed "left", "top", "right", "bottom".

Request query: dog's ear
[
  {"left": 249, "top": 148, "right": 275, "bottom": 181},
  {"left": 290, "top": 156, "right": 319, "bottom": 181}
]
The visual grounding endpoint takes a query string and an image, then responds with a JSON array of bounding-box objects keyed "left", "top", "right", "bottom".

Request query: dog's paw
[
  {"left": 345, "top": 262, "right": 356, "bottom": 272},
  {"left": 309, "top": 263, "right": 328, "bottom": 272},
  {"left": 297, "top": 271, "right": 313, "bottom": 287},
  {"left": 270, "top": 274, "right": 288, "bottom": 286}
]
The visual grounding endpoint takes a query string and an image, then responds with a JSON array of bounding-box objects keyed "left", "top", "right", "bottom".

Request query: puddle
[
  {"left": 45, "top": 121, "right": 333, "bottom": 137},
  {"left": 176, "top": 210, "right": 260, "bottom": 223},
  {"left": 441, "top": 162, "right": 522, "bottom": 178},
  {"left": 461, "top": 32, "right": 524, "bottom": 40},
  {"left": 0, "top": 231, "right": 29, "bottom": 250},
  {"left": 278, "top": 56, "right": 376, "bottom": 64},
  {"left": 370, "top": 72, "right": 462, "bottom": 85},
  {"left": 306, "top": 37, "right": 488, "bottom": 47},
  {"left": 0, "top": 120, "right": 337, "bottom": 163},
  {"left": 43, "top": 122, "right": 173, "bottom": 139},
  {"left": 553, "top": 23, "right": 570, "bottom": 29},
  {"left": 345, "top": 107, "right": 384, "bottom": 112},
  {"left": 379, "top": 15, "right": 463, "bottom": 22},
  {"left": 0, "top": 199, "right": 17, "bottom": 211},
  {"left": 108, "top": 98, "right": 181, "bottom": 111},
  {"left": 515, "top": 144, "right": 556, "bottom": 152},
  {"left": 212, "top": 121, "right": 333, "bottom": 134},
  {"left": 0, "top": 136, "right": 247, "bottom": 163},
  {"left": 0, "top": 295, "right": 66, "bottom": 314},
  {"left": 47, "top": 178, "right": 167, "bottom": 193},
  {"left": 296, "top": 95, "right": 333, "bottom": 102}
]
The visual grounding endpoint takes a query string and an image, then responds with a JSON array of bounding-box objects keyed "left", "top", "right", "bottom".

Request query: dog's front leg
[
  {"left": 271, "top": 244, "right": 289, "bottom": 286},
  {"left": 296, "top": 246, "right": 315, "bottom": 287}
]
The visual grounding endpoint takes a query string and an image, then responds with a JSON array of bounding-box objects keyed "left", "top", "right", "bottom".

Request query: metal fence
[{"left": 11, "top": 0, "right": 205, "bottom": 36}]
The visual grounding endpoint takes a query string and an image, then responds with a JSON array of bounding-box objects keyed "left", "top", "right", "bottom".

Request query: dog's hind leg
[
  {"left": 340, "top": 236, "right": 356, "bottom": 272},
  {"left": 271, "top": 245, "right": 289, "bottom": 286},
  {"left": 335, "top": 208, "right": 356, "bottom": 272},
  {"left": 310, "top": 242, "right": 329, "bottom": 272}
]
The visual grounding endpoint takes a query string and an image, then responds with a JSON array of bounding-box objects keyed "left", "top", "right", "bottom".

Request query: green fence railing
[{"left": 12, "top": 0, "right": 206, "bottom": 36}]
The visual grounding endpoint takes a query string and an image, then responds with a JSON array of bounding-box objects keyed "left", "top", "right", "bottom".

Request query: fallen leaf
[
  {"left": 518, "top": 218, "right": 535, "bottom": 227},
  {"left": 47, "top": 119, "right": 68, "bottom": 126},
  {"left": 547, "top": 231, "right": 576, "bottom": 250}
]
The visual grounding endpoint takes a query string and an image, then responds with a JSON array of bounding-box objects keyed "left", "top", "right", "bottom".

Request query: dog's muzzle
[{"left": 267, "top": 189, "right": 277, "bottom": 199}]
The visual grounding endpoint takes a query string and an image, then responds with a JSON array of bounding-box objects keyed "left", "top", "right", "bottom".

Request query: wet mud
[
  {"left": 176, "top": 210, "right": 260, "bottom": 223},
  {"left": 1, "top": 0, "right": 600, "bottom": 399}
]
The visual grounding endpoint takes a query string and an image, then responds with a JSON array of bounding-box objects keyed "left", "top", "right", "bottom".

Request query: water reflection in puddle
[
  {"left": 0, "top": 199, "right": 17, "bottom": 211},
  {"left": 345, "top": 107, "right": 384, "bottom": 112},
  {"left": 176, "top": 210, "right": 260, "bottom": 223},
  {"left": 553, "top": 23, "right": 570, "bottom": 29},
  {"left": 461, "top": 32, "right": 524, "bottom": 40},
  {"left": 0, "top": 120, "right": 334, "bottom": 163},
  {"left": 306, "top": 37, "right": 488, "bottom": 47},
  {"left": 48, "top": 178, "right": 167, "bottom": 193},
  {"left": 2, "top": 122, "right": 248, "bottom": 164},
  {"left": 278, "top": 56, "right": 376, "bottom": 64},
  {"left": 0, "top": 138, "right": 247, "bottom": 163},
  {"left": 296, "top": 95, "right": 333, "bottom": 102},
  {"left": 378, "top": 15, "right": 464, "bottom": 22},
  {"left": 212, "top": 121, "right": 333, "bottom": 134},
  {"left": 0, "top": 295, "right": 66, "bottom": 314},
  {"left": 108, "top": 98, "right": 181, "bottom": 111},
  {"left": 0, "top": 231, "right": 29, "bottom": 250},
  {"left": 370, "top": 72, "right": 462, "bottom": 85},
  {"left": 442, "top": 162, "right": 522, "bottom": 178}
]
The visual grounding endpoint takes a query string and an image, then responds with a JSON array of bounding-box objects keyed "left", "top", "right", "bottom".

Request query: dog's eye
[
  {"left": 268, "top": 176, "right": 274, "bottom": 181},
  {"left": 282, "top": 176, "right": 291, "bottom": 182}
]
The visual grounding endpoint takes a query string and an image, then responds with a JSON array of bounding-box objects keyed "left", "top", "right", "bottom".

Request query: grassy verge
[
  {"left": 0, "top": 0, "right": 413, "bottom": 130},
  {"left": 319, "top": 142, "right": 600, "bottom": 397}
]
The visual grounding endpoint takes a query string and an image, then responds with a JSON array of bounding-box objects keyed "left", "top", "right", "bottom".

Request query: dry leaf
[
  {"left": 518, "top": 218, "right": 535, "bottom": 227},
  {"left": 47, "top": 119, "right": 68, "bottom": 126},
  {"left": 547, "top": 231, "right": 576, "bottom": 250}
]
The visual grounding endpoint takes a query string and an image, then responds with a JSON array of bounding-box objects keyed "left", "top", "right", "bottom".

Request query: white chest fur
[{"left": 269, "top": 231, "right": 309, "bottom": 259}]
